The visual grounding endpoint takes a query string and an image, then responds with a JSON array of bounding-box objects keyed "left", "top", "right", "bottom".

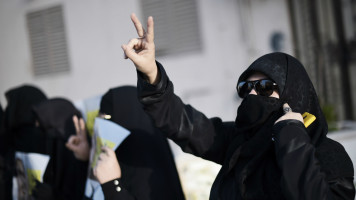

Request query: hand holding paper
[
  {"left": 93, "top": 146, "right": 121, "bottom": 184},
  {"left": 84, "top": 117, "right": 130, "bottom": 198}
]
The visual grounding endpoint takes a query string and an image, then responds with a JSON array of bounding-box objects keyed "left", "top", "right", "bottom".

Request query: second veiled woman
[{"left": 96, "top": 85, "right": 185, "bottom": 200}]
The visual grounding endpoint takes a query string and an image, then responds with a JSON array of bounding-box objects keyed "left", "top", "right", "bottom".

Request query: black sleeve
[
  {"left": 136, "top": 61, "right": 236, "bottom": 164},
  {"left": 101, "top": 178, "right": 135, "bottom": 200},
  {"left": 273, "top": 120, "right": 355, "bottom": 200}
]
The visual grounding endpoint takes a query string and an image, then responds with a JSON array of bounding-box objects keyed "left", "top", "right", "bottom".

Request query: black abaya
[{"left": 98, "top": 86, "right": 185, "bottom": 200}]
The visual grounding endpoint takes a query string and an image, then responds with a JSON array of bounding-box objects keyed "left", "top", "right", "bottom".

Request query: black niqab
[
  {"left": 5, "top": 85, "right": 47, "bottom": 130},
  {"left": 100, "top": 85, "right": 185, "bottom": 200},
  {"left": 238, "top": 52, "right": 328, "bottom": 144},
  {"left": 32, "top": 98, "right": 87, "bottom": 200},
  {"left": 2, "top": 85, "right": 47, "bottom": 200},
  {"left": 215, "top": 52, "right": 330, "bottom": 199},
  {"left": 33, "top": 98, "right": 82, "bottom": 140}
]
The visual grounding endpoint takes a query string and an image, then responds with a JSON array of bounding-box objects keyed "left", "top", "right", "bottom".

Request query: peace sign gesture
[
  {"left": 122, "top": 13, "right": 159, "bottom": 84},
  {"left": 66, "top": 116, "right": 90, "bottom": 161}
]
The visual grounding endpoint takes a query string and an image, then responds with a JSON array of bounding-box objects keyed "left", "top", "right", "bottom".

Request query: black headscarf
[
  {"left": 2, "top": 85, "right": 48, "bottom": 200},
  {"left": 217, "top": 52, "right": 330, "bottom": 199},
  {"left": 100, "top": 85, "right": 185, "bottom": 200},
  {"left": 5, "top": 85, "right": 47, "bottom": 131},
  {"left": 238, "top": 52, "right": 328, "bottom": 145},
  {"left": 4, "top": 85, "right": 48, "bottom": 153},
  {"left": 31, "top": 98, "right": 87, "bottom": 200}
]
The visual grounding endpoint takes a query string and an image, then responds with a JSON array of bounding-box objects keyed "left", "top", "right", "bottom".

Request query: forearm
[
  {"left": 137, "top": 61, "right": 233, "bottom": 164},
  {"left": 274, "top": 120, "right": 355, "bottom": 200}
]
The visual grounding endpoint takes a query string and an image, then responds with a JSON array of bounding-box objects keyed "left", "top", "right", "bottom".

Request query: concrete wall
[{"left": 0, "top": 0, "right": 293, "bottom": 121}]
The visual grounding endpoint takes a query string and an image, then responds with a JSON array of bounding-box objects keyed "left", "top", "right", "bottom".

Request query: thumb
[
  {"left": 121, "top": 42, "right": 140, "bottom": 62},
  {"left": 65, "top": 136, "right": 78, "bottom": 151},
  {"left": 282, "top": 103, "right": 293, "bottom": 113}
]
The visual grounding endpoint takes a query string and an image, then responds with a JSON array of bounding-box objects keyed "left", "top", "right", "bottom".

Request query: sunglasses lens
[
  {"left": 256, "top": 80, "right": 274, "bottom": 96},
  {"left": 237, "top": 81, "right": 252, "bottom": 98},
  {"left": 237, "top": 79, "right": 277, "bottom": 98}
]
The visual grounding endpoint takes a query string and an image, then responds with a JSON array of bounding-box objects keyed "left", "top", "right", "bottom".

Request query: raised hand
[
  {"left": 93, "top": 146, "right": 121, "bottom": 184},
  {"left": 122, "top": 13, "right": 159, "bottom": 84},
  {"left": 65, "top": 116, "right": 90, "bottom": 161}
]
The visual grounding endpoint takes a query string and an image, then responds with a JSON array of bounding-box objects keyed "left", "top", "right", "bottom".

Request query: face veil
[
  {"left": 238, "top": 52, "right": 328, "bottom": 144},
  {"left": 220, "top": 52, "right": 329, "bottom": 199}
]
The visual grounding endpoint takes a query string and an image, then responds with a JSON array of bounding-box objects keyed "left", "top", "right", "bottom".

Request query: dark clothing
[
  {"left": 2, "top": 85, "right": 48, "bottom": 200},
  {"left": 101, "top": 178, "right": 134, "bottom": 200},
  {"left": 0, "top": 103, "right": 7, "bottom": 200},
  {"left": 136, "top": 59, "right": 355, "bottom": 199},
  {"left": 98, "top": 86, "right": 185, "bottom": 200},
  {"left": 31, "top": 98, "right": 88, "bottom": 200}
]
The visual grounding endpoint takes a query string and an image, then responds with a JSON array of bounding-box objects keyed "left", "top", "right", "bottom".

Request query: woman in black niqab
[
  {"left": 123, "top": 14, "right": 355, "bottom": 199},
  {"left": 98, "top": 85, "right": 185, "bottom": 200},
  {"left": 1, "top": 85, "right": 47, "bottom": 200},
  {"left": 134, "top": 52, "right": 355, "bottom": 200},
  {"left": 31, "top": 98, "right": 88, "bottom": 200},
  {"left": 211, "top": 52, "right": 355, "bottom": 199},
  {"left": 4, "top": 85, "right": 48, "bottom": 153}
]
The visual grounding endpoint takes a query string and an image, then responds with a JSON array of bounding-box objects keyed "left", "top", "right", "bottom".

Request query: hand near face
[
  {"left": 65, "top": 116, "right": 90, "bottom": 161},
  {"left": 122, "top": 13, "right": 159, "bottom": 84},
  {"left": 275, "top": 103, "right": 303, "bottom": 124},
  {"left": 93, "top": 146, "right": 121, "bottom": 184}
]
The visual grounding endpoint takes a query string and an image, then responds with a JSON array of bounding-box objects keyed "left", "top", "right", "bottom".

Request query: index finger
[{"left": 131, "top": 13, "right": 146, "bottom": 37}]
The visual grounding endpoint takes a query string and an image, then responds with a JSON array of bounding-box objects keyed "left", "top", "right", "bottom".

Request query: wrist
[{"left": 146, "top": 63, "right": 160, "bottom": 85}]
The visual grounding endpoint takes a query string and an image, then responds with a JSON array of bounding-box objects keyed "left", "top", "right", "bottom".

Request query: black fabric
[
  {"left": 222, "top": 52, "right": 331, "bottom": 199},
  {"left": 99, "top": 86, "right": 185, "bottom": 200},
  {"left": 0, "top": 103, "right": 7, "bottom": 200},
  {"left": 4, "top": 85, "right": 48, "bottom": 154},
  {"left": 5, "top": 85, "right": 47, "bottom": 131},
  {"left": 2, "top": 85, "right": 48, "bottom": 200},
  {"left": 218, "top": 94, "right": 284, "bottom": 199},
  {"left": 32, "top": 98, "right": 88, "bottom": 200},
  {"left": 136, "top": 55, "right": 355, "bottom": 200},
  {"left": 0, "top": 103, "right": 3, "bottom": 134},
  {"left": 272, "top": 120, "right": 355, "bottom": 199},
  {"left": 101, "top": 178, "right": 135, "bottom": 200},
  {"left": 238, "top": 52, "right": 328, "bottom": 145}
]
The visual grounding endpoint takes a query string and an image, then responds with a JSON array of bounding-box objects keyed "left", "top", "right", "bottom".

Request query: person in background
[
  {"left": 121, "top": 13, "right": 355, "bottom": 199},
  {"left": 31, "top": 98, "right": 88, "bottom": 200},
  {"left": 2, "top": 85, "right": 48, "bottom": 200},
  {"left": 2, "top": 85, "right": 88, "bottom": 199},
  {"left": 67, "top": 86, "right": 185, "bottom": 200}
]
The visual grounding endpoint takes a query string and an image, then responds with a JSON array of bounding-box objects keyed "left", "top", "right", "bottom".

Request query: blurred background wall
[
  {"left": 1, "top": 0, "right": 355, "bottom": 122},
  {"left": 0, "top": 0, "right": 296, "bottom": 121}
]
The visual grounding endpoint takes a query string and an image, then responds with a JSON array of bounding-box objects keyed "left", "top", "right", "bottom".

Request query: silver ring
[{"left": 283, "top": 107, "right": 292, "bottom": 113}]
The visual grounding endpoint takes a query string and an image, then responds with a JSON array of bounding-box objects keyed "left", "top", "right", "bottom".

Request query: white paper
[{"left": 14, "top": 152, "right": 50, "bottom": 196}]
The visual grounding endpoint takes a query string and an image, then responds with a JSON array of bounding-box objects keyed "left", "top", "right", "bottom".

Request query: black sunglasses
[{"left": 236, "top": 79, "right": 278, "bottom": 98}]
